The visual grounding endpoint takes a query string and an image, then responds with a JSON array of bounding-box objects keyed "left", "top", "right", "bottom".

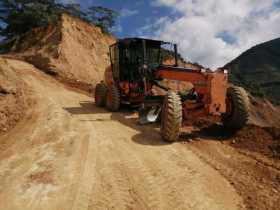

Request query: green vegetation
[
  {"left": 87, "top": 6, "right": 118, "bottom": 34},
  {"left": 0, "top": 0, "right": 118, "bottom": 40},
  {"left": 225, "top": 38, "right": 280, "bottom": 104}
]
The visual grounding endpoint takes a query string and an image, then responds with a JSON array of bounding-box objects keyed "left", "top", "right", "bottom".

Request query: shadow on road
[
  {"left": 180, "top": 124, "right": 235, "bottom": 141},
  {"left": 63, "top": 101, "right": 234, "bottom": 146},
  {"left": 63, "top": 101, "right": 108, "bottom": 115},
  {"left": 63, "top": 101, "right": 169, "bottom": 146}
]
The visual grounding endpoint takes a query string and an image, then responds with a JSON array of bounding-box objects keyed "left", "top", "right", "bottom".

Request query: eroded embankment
[
  {"left": 7, "top": 14, "right": 115, "bottom": 88},
  {"left": 0, "top": 58, "right": 32, "bottom": 134}
]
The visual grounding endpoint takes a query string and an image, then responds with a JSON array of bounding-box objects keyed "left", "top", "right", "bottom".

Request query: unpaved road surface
[{"left": 0, "top": 59, "right": 246, "bottom": 210}]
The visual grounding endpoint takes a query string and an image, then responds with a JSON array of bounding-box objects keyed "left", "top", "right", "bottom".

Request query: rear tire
[
  {"left": 95, "top": 82, "right": 107, "bottom": 107},
  {"left": 222, "top": 86, "right": 249, "bottom": 129},
  {"left": 106, "top": 84, "right": 120, "bottom": 112},
  {"left": 161, "top": 91, "right": 182, "bottom": 142}
]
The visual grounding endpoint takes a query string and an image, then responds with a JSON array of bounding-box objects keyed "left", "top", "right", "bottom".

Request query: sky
[{"left": 34, "top": 1, "right": 280, "bottom": 68}]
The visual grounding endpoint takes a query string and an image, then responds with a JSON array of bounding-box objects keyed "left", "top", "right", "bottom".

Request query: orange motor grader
[{"left": 95, "top": 38, "right": 249, "bottom": 142}]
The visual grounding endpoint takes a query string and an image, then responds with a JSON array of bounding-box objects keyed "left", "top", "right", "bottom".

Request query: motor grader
[{"left": 95, "top": 38, "right": 249, "bottom": 142}]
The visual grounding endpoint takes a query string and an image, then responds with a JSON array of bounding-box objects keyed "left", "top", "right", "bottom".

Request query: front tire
[
  {"left": 222, "top": 86, "right": 249, "bottom": 129},
  {"left": 106, "top": 85, "right": 120, "bottom": 112},
  {"left": 95, "top": 82, "right": 107, "bottom": 107},
  {"left": 161, "top": 91, "right": 182, "bottom": 142}
]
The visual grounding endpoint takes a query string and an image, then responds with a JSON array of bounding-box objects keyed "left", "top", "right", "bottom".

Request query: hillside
[
  {"left": 7, "top": 14, "right": 116, "bottom": 87},
  {"left": 225, "top": 38, "right": 280, "bottom": 104},
  {"left": 0, "top": 58, "right": 31, "bottom": 134}
]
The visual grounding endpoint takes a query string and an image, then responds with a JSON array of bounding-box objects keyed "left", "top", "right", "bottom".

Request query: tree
[
  {"left": 87, "top": 6, "right": 118, "bottom": 33},
  {"left": 0, "top": 0, "right": 61, "bottom": 38},
  {"left": 0, "top": 0, "right": 118, "bottom": 39}
]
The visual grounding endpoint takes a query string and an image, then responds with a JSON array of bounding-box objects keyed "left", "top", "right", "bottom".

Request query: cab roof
[{"left": 116, "top": 37, "right": 175, "bottom": 46}]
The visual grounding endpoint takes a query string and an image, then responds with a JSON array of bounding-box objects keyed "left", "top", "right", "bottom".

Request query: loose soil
[
  {"left": 0, "top": 58, "right": 246, "bottom": 210},
  {"left": 0, "top": 57, "right": 33, "bottom": 134},
  {"left": 231, "top": 125, "right": 280, "bottom": 159},
  {"left": 180, "top": 124, "right": 280, "bottom": 210},
  {"left": 7, "top": 14, "right": 115, "bottom": 86}
]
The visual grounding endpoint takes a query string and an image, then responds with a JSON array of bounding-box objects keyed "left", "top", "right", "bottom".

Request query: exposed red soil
[
  {"left": 189, "top": 122, "right": 280, "bottom": 160},
  {"left": 187, "top": 139, "right": 280, "bottom": 210},
  {"left": 249, "top": 96, "right": 280, "bottom": 128},
  {"left": 55, "top": 75, "right": 93, "bottom": 96},
  {"left": 0, "top": 59, "right": 246, "bottom": 210},
  {"left": 231, "top": 125, "right": 280, "bottom": 159},
  {"left": 7, "top": 14, "right": 115, "bottom": 86},
  {"left": 180, "top": 123, "right": 280, "bottom": 210},
  {"left": 0, "top": 57, "right": 32, "bottom": 134}
]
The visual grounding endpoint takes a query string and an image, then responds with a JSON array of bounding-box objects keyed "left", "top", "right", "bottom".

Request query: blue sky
[
  {"left": 70, "top": 0, "right": 280, "bottom": 68},
  {"left": 74, "top": 0, "right": 179, "bottom": 38},
  {"left": 3, "top": 0, "right": 280, "bottom": 68}
]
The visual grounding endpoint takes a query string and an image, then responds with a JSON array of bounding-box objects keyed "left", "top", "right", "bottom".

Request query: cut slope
[
  {"left": 231, "top": 125, "right": 280, "bottom": 159},
  {"left": 10, "top": 14, "right": 116, "bottom": 86},
  {"left": 249, "top": 96, "right": 280, "bottom": 128},
  {"left": 0, "top": 57, "right": 31, "bottom": 134}
]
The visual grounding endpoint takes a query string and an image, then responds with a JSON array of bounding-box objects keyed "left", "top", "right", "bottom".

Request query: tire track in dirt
[
  {"left": 69, "top": 132, "right": 98, "bottom": 210},
  {"left": 88, "top": 120, "right": 172, "bottom": 210},
  {"left": 88, "top": 119, "right": 244, "bottom": 210},
  {"left": 111, "top": 138, "right": 163, "bottom": 210},
  {"left": 123, "top": 144, "right": 198, "bottom": 210},
  {"left": 89, "top": 130, "right": 137, "bottom": 210},
  {"left": 18, "top": 70, "right": 100, "bottom": 210},
  {"left": 110, "top": 138, "right": 186, "bottom": 210}
]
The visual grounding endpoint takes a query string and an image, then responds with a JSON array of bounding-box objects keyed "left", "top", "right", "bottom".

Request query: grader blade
[{"left": 138, "top": 106, "right": 161, "bottom": 125}]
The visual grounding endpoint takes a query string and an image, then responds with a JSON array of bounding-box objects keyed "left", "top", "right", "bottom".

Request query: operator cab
[{"left": 109, "top": 38, "right": 178, "bottom": 83}]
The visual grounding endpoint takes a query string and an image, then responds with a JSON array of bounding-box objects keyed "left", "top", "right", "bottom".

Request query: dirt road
[{"left": 0, "top": 59, "right": 246, "bottom": 210}]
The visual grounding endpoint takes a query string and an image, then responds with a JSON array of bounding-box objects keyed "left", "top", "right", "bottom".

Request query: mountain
[{"left": 225, "top": 38, "right": 280, "bottom": 104}]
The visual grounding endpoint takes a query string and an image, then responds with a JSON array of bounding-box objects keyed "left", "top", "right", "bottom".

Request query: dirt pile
[
  {"left": 0, "top": 58, "right": 31, "bottom": 134},
  {"left": 249, "top": 96, "right": 280, "bottom": 128},
  {"left": 9, "top": 14, "right": 116, "bottom": 88},
  {"left": 231, "top": 125, "right": 280, "bottom": 159},
  {"left": 190, "top": 120, "right": 280, "bottom": 159}
]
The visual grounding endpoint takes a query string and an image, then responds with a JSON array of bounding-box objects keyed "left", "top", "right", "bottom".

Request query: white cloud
[
  {"left": 120, "top": 8, "right": 139, "bottom": 18},
  {"left": 114, "top": 9, "right": 138, "bottom": 34},
  {"left": 148, "top": 0, "right": 280, "bottom": 68},
  {"left": 112, "top": 21, "right": 123, "bottom": 33},
  {"left": 59, "top": 0, "right": 77, "bottom": 4}
]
